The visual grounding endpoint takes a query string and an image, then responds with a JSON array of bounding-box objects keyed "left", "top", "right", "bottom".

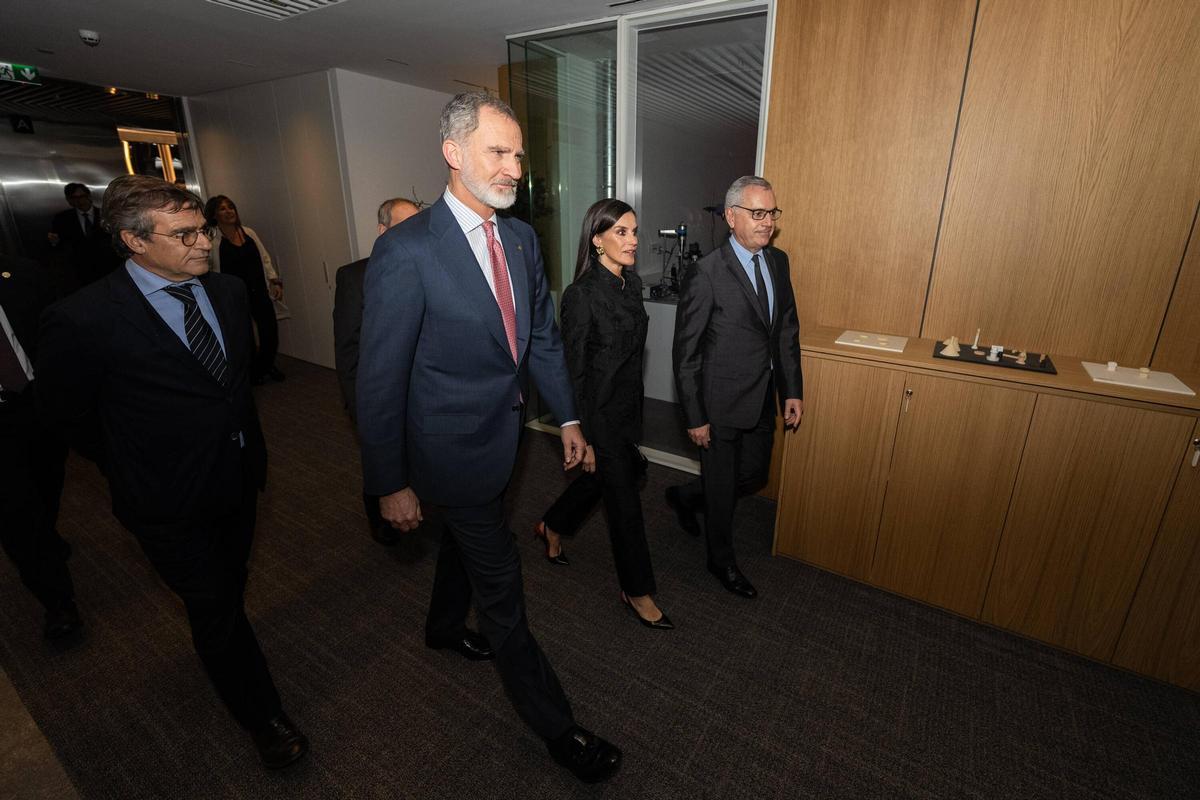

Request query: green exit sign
[{"left": 0, "top": 63, "right": 40, "bottom": 85}]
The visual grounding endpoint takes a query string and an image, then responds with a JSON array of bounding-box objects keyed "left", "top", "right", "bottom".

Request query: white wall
[
  {"left": 187, "top": 70, "right": 353, "bottom": 369},
  {"left": 329, "top": 69, "right": 452, "bottom": 259}
]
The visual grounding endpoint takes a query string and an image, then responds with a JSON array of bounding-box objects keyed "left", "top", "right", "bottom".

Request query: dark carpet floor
[{"left": 1, "top": 355, "right": 1198, "bottom": 799}]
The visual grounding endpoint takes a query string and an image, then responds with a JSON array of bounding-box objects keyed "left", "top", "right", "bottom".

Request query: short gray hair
[
  {"left": 102, "top": 174, "right": 202, "bottom": 257},
  {"left": 725, "top": 175, "right": 774, "bottom": 211},
  {"left": 377, "top": 197, "right": 417, "bottom": 227},
  {"left": 439, "top": 92, "right": 518, "bottom": 144}
]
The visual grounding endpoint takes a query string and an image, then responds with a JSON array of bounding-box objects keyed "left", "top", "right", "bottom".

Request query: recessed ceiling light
[
  {"left": 106, "top": 86, "right": 119, "bottom": 95},
  {"left": 145, "top": 92, "right": 160, "bottom": 100}
]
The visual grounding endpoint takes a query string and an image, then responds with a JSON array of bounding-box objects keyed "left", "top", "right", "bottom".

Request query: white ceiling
[{"left": 0, "top": 0, "right": 682, "bottom": 98}]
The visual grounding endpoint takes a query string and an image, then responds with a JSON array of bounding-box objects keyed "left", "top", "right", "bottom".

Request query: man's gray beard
[{"left": 463, "top": 171, "right": 517, "bottom": 210}]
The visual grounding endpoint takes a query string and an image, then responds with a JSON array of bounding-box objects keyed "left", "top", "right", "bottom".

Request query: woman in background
[
  {"left": 205, "top": 195, "right": 284, "bottom": 384},
  {"left": 534, "top": 199, "right": 672, "bottom": 630}
]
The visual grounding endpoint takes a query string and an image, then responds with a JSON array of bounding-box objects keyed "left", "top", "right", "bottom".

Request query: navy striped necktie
[{"left": 162, "top": 283, "right": 229, "bottom": 386}]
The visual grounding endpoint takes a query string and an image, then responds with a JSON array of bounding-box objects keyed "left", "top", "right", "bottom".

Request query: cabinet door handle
[
  {"left": 903, "top": 387, "right": 913, "bottom": 413},
  {"left": 1192, "top": 437, "right": 1199, "bottom": 468}
]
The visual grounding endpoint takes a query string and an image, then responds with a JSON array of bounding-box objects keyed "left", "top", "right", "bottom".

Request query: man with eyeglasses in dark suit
[
  {"left": 36, "top": 175, "right": 308, "bottom": 769},
  {"left": 668, "top": 175, "right": 804, "bottom": 600}
]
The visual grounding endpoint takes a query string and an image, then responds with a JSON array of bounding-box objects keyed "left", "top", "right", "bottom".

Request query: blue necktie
[{"left": 162, "top": 284, "right": 229, "bottom": 386}]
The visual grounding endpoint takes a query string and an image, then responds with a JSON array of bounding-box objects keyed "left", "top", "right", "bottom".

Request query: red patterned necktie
[{"left": 482, "top": 220, "right": 518, "bottom": 363}]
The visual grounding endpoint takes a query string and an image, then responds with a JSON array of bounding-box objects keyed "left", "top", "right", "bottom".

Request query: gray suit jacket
[
  {"left": 332, "top": 256, "right": 369, "bottom": 418},
  {"left": 673, "top": 240, "right": 803, "bottom": 430}
]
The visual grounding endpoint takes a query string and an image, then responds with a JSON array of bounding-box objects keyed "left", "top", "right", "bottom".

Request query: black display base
[{"left": 932, "top": 341, "right": 1057, "bottom": 375}]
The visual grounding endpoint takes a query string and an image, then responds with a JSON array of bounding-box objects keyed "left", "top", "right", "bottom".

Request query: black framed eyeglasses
[
  {"left": 147, "top": 226, "right": 214, "bottom": 248},
  {"left": 731, "top": 205, "right": 783, "bottom": 221}
]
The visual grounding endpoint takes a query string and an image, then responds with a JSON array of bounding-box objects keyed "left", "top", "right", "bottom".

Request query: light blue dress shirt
[
  {"left": 125, "top": 260, "right": 227, "bottom": 355},
  {"left": 727, "top": 235, "right": 775, "bottom": 321}
]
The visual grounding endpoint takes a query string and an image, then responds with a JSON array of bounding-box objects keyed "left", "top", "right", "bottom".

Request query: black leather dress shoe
[
  {"left": 547, "top": 726, "right": 622, "bottom": 784},
  {"left": 252, "top": 713, "right": 309, "bottom": 769},
  {"left": 664, "top": 486, "right": 701, "bottom": 537},
  {"left": 425, "top": 630, "right": 495, "bottom": 661},
  {"left": 43, "top": 602, "right": 83, "bottom": 640},
  {"left": 371, "top": 524, "right": 401, "bottom": 546},
  {"left": 707, "top": 564, "right": 758, "bottom": 599}
]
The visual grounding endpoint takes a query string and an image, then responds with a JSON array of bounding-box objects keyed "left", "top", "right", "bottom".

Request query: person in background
[
  {"left": 204, "top": 195, "right": 285, "bottom": 385},
  {"left": 1, "top": 254, "right": 81, "bottom": 641},
  {"left": 334, "top": 196, "right": 420, "bottom": 547},
  {"left": 48, "top": 182, "right": 117, "bottom": 289},
  {"left": 534, "top": 199, "right": 672, "bottom": 630},
  {"left": 37, "top": 175, "right": 308, "bottom": 769}
]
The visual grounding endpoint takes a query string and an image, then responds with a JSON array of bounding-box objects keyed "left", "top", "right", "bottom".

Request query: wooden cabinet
[
  {"left": 980, "top": 396, "right": 1194, "bottom": 661},
  {"left": 1112, "top": 420, "right": 1200, "bottom": 690},
  {"left": 775, "top": 329, "right": 1200, "bottom": 688},
  {"left": 774, "top": 356, "right": 905, "bottom": 580},
  {"left": 870, "top": 374, "right": 1034, "bottom": 616}
]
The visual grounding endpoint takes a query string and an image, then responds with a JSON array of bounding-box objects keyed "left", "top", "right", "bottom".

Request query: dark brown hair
[
  {"left": 101, "top": 174, "right": 202, "bottom": 257},
  {"left": 574, "top": 198, "right": 635, "bottom": 280}
]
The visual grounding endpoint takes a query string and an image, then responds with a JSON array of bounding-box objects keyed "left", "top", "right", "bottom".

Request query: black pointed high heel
[
  {"left": 534, "top": 522, "right": 569, "bottom": 566},
  {"left": 621, "top": 592, "right": 674, "bottom": 630}
]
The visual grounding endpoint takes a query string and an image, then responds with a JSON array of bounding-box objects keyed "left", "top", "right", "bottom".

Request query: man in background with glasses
[
  {"left": 36, "top": 175, "right": 308, "bottom": 769},
  {"left": 48, "top": 182, "right": 119, "bottom": 291},
  {"left": 668, "top": 175, "right": 804, "bottom": 600}
]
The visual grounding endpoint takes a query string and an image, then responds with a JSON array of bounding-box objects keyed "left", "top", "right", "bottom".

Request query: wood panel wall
[
  {"left": 763, "top": 0, "right": 975, "bottom": 337},
  {"left": 923, "top": 0, "right": 1200, "bottom": 366},
  {"left": 764, "top": 0, "right": 1200, "bottom": 371}
]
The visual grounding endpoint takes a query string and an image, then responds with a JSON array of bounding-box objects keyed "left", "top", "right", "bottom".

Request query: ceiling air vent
[{"left": 206, "top": 0, "right": 348, "bottom": 21}]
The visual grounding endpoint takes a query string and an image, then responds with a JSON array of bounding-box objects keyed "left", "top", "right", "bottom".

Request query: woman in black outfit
[
  {"left": 534, "top": 199, "right": 672, "bottom": 630},
  {"left": 204, "top": 195, "right": 284, "bottom": 384}
]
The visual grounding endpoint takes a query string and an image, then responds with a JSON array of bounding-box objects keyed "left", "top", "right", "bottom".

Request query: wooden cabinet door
[
  {"left": 1112, "top": 420, "right": 1200, "bottom": 689},
  {"left": 774, "top": 356, "right": 906, "bottom": 580},
  {"left": 982, "top": 396, "right": 1193, "bottom": 660},
  {"left": 870, "top": 374, "right": 1035, "bottom": 617}
]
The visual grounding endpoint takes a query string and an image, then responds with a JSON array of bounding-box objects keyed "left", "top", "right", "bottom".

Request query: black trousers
[
  {"left": 543, "top": 439, "right": 656, "bottom": 597},
  {"left": 0, "top": 388, "right": 74, "bottom": 613},
  {"left": 676, "top": 385, "right": 776, "bottom": 569},
  {"left": 425, "top": 495, "right": 574, "bottom": 740},
  {"left": 247, "top": 289, "right": 279, "bottom": 380},
  {"left": 126, "top": 464, "right": 282, "bottom": 731}
]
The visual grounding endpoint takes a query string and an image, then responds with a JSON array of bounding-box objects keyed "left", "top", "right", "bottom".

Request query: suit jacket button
[{"left": 230, "top": 432, "right": 239, "bottom": 441}]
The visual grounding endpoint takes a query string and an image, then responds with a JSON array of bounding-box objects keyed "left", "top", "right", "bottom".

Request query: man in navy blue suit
[{"left": 356, "top": 93, "right": 621, "bottom": 784}]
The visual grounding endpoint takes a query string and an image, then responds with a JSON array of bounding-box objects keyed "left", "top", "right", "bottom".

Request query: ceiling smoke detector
[{"left": 78, "top": 29, "right": 101, "bottom": 47}]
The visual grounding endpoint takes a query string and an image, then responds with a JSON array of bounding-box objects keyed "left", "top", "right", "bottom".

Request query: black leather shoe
[
  {"left": 534, "top": 522, "right": 569, "bottom": 566},
  {"left": 425, "top": 630, "right": 495, "bottom": 661},
  {"left": 252, "top": 713, "right": 309, "bottom": 769},
  {"left": 665, "top": 486, "right": 701, "bottom": 537},
  {"left": 547, "top": 726, "right": 622, "bottom": 784},
  {"left": 43, "top": 602, "right": 82, "bottom": 640},
  {"left": 371, "top": 524, "right": 401, "bottom": 546},
  {"left": 707, "top": 563, "right": 758, "bottom": 599},
  {"left": 621, "top": 593, "right": 674, "bottom": 630}
]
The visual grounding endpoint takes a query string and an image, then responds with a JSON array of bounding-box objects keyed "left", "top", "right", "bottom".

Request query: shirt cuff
[{"left": 561, "top": 420, "right": 580, "bottom": 427}]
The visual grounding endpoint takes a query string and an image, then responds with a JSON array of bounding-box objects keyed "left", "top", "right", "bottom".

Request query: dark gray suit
[
  {"left": 672, "top": 239, "right": 803, "bottom": 568},
  {"left": 333, "top": 256, "right": 369, "bottom": 417}
]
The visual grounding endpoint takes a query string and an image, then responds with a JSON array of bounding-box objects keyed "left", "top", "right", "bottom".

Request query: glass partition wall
[{"left": 509, "top": 2, "right": 772, "bottom": 462}]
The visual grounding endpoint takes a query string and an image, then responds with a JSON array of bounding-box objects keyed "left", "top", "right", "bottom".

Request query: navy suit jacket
[
  {"left": 357, "top": 196, "right": 576, "bottom": 507},
  {"left": 36, "top": 267, "right": 267, "bottom": 526}
]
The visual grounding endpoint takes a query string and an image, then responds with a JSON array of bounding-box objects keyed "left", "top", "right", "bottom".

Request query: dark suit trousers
[
  {"left": 678, "top": 384, "right": 775, "bottom": 569},
  {"left": 425, "top": 495, "right": 574, "bottom": 740},
  {"left": 126, "top": 460, "right": 281, "bottom": 731},
  {"left": 542, "top": 439, "right": 656, "bottom": 597},
  {"left": 247, "top": 289, "right": 279, "bottom": 380},
  {"left": 0, "top": 388, "right": 74, "bottom": 612}
]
